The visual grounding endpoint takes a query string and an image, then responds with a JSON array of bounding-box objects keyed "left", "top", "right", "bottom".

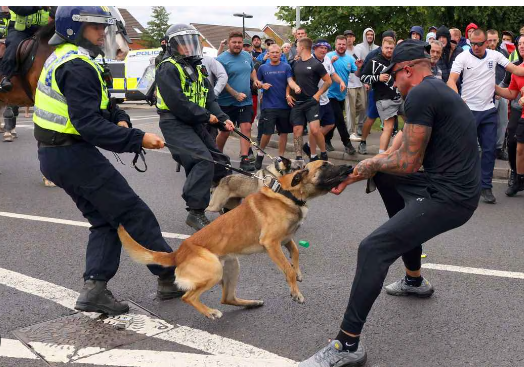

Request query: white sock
[
  {"left": 311, "top": 154, "right": 318, "bottom": 158},
  {"left": 379, "top": 149, "right": 385, "bottom": 154}
]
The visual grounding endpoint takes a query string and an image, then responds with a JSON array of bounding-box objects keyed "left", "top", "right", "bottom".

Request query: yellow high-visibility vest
[
  {"left": 156, "top": 58, "right": 208, "bottom": 110},
  {"left": 33, "top": 43, "right": 109, "bottom": 135}
]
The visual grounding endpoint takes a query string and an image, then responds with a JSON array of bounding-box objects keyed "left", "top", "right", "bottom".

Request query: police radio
[{"left": 101, "top": 58, "right": 113, "bottom": 89}]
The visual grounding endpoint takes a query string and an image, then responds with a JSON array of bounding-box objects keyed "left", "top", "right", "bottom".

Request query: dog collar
[{"left": 278, "top": 189, "right": 307, "bottom": 206}]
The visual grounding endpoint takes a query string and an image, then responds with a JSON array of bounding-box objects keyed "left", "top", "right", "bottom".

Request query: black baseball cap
[
  {"left": 252, "top": 35, "right": 261, "bottom": 41},
  {"left": 382, "top": 39, "right": 431, "bottom": 74},
  {"left": 344, "top": 30, "right": 355, "bottom": 36},
  {"left": 265, "top": 38, "right": 275, "bottom": 44}
]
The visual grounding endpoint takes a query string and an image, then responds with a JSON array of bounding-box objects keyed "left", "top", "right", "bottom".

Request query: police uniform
[
  {"left": 156, "top": 54, "right": 231, "bottom": 222},
  {"left": 0, "top": 7, "right": 50, "bottom": 89},
  {"left": 34, "top": 43, "right": 175, "bottom": 297}
]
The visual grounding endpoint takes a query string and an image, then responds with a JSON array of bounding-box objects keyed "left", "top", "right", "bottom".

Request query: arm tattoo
[
  {"left": 294, "top": 135, "right": 303, "bottom": 158},
  {"left": 357, "top": 123, "right": 432, "bottom": 177}
]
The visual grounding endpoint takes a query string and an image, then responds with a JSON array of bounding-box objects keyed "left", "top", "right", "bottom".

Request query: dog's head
[{"left": 279, "top": 161, "right": 353, "bottom": 201}]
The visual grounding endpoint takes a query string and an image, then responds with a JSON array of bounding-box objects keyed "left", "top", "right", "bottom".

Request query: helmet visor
[{"left": 168, "top": 30, "right": 202, "bottom": 58}]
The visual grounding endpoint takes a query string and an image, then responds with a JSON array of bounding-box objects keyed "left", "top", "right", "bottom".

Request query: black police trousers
[
  {"left": 160, "top": 117, "right": 229, "bottom": 210},
  {"left": 340, "top": 172, "right": 476, "bottom": 334},
  {"left": 38, "top": 142, "right": 174, "bottom": 282},
  {"left": 0, "top": 28, "right": 35, "bottom": 77}
]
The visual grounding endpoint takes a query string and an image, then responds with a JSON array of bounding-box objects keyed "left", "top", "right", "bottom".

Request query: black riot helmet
[{"left": 165, "top": 24, "right": 203, "bottom": 62}]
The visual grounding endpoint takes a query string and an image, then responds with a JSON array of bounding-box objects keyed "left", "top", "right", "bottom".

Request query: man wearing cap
[
  {"left": 344, "top": 29, "right": 367, "bottom": 140},
  {"left": 299, "top": 39, "right": 480, "bottom": 367},
  {"left": 251, "top": 34, "right": 263, "bottom": 59},
  {"left": 428, "top": 25, "right": 438, "bottom": 34},
  {"left": 448, "top": 28, "right": 524, "bottom": 204}
]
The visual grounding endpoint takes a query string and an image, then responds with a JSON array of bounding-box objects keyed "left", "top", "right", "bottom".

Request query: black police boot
[
  {"left": 480, "top": 188, "right": 496, "bottom": 204},
  {"left": 157, "top": 274, "right": 185, "bottom": 300},
  {"left": 325, "top": 141, "right": 335, "bottom": 152},
  {"left": 508, "top": 169, "right": 516, "bottom": 187},
  {"left": 506, "top": 174, "right": 524, "bottom": 197},
  {"left": 186, "top": 209, "right": 211, "bottom": 231},
  {"left": 0, "top": 76, "right": 13, "bottom": 92},
  {"left": 75, "top": 280, "right": 129, "bottom": 316}
]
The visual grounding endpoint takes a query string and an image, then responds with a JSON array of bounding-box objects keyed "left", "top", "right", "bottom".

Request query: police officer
[
  {"left": 34, "top": 6, "right": 183, "bottom": 316},
  {"left": 156, "top": 24, "right": 234, "bottom": 231},
  {"left": 0, "top": 6, "right": 52, "bottom": 91}
]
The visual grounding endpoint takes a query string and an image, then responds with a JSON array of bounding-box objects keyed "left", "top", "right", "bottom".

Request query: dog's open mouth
[{"left": 316, "top": 164, "right": 354, "bottom": 190}]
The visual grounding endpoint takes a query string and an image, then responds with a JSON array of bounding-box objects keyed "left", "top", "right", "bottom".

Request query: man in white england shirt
[{"left": 447, "top": 28, "right": 524, "bottom": 204}]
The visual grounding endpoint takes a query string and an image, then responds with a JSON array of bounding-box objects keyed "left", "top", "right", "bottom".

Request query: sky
[{"left": 127, "top": 6, "right": 285, "bottom": 29}]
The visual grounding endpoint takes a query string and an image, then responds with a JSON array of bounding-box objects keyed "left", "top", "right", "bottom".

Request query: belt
[{"left": 38, "top": 139, "right": 80, "bottom": 148}]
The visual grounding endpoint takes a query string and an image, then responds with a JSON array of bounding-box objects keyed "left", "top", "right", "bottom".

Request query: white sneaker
[
  {"left": 350, "top": 133, "right": 362, "bottom": 142},
  {"left": 11, "top": 129, "right": 17, "bottom": 138},
  {"left": 3, "top": 132, "right": 13, "bottom": 142}
]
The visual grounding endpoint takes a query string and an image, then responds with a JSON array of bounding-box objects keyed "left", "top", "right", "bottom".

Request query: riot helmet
[{"left": 165, "top": 24, "right": 203, "bottom": 61}]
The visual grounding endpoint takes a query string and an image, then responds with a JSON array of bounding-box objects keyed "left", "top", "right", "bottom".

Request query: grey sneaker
[
  {"left": 384, "top": 277, "right": 434, "bottom": 298},
  {"left": 325, "top": 141, "right": 335, "bottom": 152},
  {"left": 299, "top": 340, "right": 367, "bottom": 367},
  {"left": 358, "top": 142, "right": 367, "bottom": 155}
]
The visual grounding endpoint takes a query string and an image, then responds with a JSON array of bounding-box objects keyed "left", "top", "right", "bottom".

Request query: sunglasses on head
[{"left": 470, "top": 40, "right": 486, "bottom": 47}]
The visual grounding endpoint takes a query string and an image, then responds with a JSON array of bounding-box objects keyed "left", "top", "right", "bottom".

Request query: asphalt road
[{"left": 1, "top": 106, "right": 523, "bottom": 367}]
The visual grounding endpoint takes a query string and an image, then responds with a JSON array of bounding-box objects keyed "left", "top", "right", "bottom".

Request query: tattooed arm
[{"left": 355, "top": 123, "right": 432, "bottom": 178}]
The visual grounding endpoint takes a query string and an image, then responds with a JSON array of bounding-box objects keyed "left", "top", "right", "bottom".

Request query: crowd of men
[{"left": 199, "top": 23, "right": 524, "bottom": 205}]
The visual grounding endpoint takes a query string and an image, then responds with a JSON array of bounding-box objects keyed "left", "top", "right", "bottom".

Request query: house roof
[
  {"left": 263, "top": 24, "right": 293, "bottom": 43},
  {"left": 118, "top": 8, "right": 146, "bottom": 40},
  {"left": 191, "top": 23, "right": 263, "bottom": 49}
]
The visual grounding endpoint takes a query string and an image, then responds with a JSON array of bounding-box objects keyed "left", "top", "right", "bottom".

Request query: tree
[
  {"left": 141, "top": 6, "right": 171, "bottom": 49},
  {"left": 276, "top": 6, "right": 524, "bottom": 43}
]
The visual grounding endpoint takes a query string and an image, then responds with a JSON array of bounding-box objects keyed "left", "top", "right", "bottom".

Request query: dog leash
[{"left": 230, "top": 125, "right": 281, "bottom": 164}]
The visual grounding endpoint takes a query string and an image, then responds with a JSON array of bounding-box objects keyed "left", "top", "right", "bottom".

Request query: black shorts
[
  {"left": 319, "top": 103, "right": 335, "bottom": 127},
  {"left": 290, "top": 98, "right": 320, "bottom": 127},
  {"left": 259, "top": 109, "right": 292, "bottom": 135},
  {"left": 220, "top": 105, "right": 254, "bottom": 127},
  {"left": 517, "top": 118, "right": 524, "bottom": 143}
]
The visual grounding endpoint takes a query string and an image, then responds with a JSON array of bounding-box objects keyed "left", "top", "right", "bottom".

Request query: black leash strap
[
  {"left": 132, "top": 148, "right": 148, "bottom": 173},
  {"left": 230, "top": 125, "right": 279, "bottom": 163}
]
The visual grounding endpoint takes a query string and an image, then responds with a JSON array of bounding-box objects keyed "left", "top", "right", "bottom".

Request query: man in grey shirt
[{"left": 201, "top": 55, "right": 228, "bottom": 97}]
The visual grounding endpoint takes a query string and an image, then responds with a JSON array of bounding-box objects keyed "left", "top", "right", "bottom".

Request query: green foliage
[
  {"left": 141, "top": 6, "right": 171, "bottom": 49},
  {"left": 276, "top": 6, "right": 524, "bottom": 43}
]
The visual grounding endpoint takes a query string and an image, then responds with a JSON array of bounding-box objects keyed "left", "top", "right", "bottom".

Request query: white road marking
[
  {"left": 0, "top": 211, "right": 189, "bottom": 240},
  {"left": 0, "top": 267, "right": 296, "bottom": 366},
  {"left": 422, "top": 263, "right": 524, "bottom": 279}
]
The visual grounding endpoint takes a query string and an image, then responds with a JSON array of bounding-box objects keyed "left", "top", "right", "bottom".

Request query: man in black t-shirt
[
  {"left": 286, "top": 37, "right": 331, "bottom": 165},
  {"left": 300, "top": 40, "right": 481, "bottom": 367}
]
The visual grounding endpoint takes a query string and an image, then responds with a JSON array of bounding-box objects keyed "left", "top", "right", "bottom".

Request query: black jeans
[
  {"left": 507, "top": 106, "right": 520, "bottom": 172},
  {"left": 340, "top": 172, "right": 476, "bottom": 334},
  {"left": 326, "top": 98, "right": 350, "bottom": 146}
]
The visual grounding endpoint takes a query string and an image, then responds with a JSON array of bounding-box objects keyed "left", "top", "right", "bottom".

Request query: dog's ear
[
  {"left": 291, "top": 169, "right": 309, "bottom": 187},
  {"left": 280, "top": 156, "right": 292, "bottom": 169}
]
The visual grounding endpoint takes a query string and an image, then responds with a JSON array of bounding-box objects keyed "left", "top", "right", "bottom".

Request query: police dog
[
  {"left": 118, "top": 161, "right": 353, "bottom": 319},
  {"left": 206, "top": 156, "right": 298, "bottom": 213}
]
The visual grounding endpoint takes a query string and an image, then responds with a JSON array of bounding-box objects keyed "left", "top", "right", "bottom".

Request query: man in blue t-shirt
[
  {"left": 255, "top": 44, "right": 298, "bottom": 169},
  {"left": 325, "top": 35, "right": 360, "bottom": 155},
  {"left": 217, "top": 31, "right": 262, "bottom": 172}
]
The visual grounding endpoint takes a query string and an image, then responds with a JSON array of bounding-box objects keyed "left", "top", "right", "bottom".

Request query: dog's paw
[
  {"left": 206, "top": 309, "right": 223, "bottom": 320},
  {"left": 291, "top": 291, "right": 305, "bottom": 304},
  {"left": 245, "top": 300, "right": 264, "bottom": 308},
  {"left": 296, "top": 272, "right": 303, "bottom": 282}
]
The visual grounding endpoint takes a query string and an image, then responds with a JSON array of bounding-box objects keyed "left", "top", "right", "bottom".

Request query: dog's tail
[{"left": 117, "top": 225, "right": 177, "bottom": 267}]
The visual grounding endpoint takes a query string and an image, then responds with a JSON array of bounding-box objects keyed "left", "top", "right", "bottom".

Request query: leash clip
[
  {"left": 133, "top": 148, "right": 148, "bottom": 173},
  {"left": 264, "top": 176, "right": 281, "bottom": 192}
]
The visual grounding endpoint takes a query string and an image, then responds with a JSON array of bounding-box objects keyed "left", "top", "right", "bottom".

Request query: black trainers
[
  {"left": 75, "top": 280, "right": 129, "bottom": 316},
  {"left": 508, "top": 169, "right": 516, "bottom": 187},
  {"left": 505, "top": 175, "right": 524, "bottom": 197},
  {"left": 344, "top": 142, "right": 356, "bottom": 155},
  {"left": 480, "top": 188, "right": 496, "bottom": 204},
  {"left": 309, "top": 155, "right": 319, "bottom": 162},
  {"left": 302, "top": 142, "right": 312, "bottom": 158},
  {"left": 325, "top": 141, "right": 335, "bottom": 152},
  {"left": 320, "top": 151, "right": 328, "bottom": 161},
  {"left": 186, "top": 209, "right": 211, "bottom": 231},
  {"left": 157, "top": 274, "right": 185, "bottom": 300},
  {"left": 239, "top": 156, "right": 255, "bottom": 171},
  {"left": 254, "top": 154, "right": 264, "bottom": 170}
]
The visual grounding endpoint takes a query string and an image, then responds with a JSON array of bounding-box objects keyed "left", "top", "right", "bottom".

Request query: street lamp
[{"left": 233, "top": 12, "right": 253, "bottom": 38}]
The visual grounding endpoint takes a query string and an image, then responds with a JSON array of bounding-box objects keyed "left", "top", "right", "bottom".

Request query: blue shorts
[
  {"left": 319, "top": 103, "right": 335, "bottom": 126},
  {"left": 366, "top": 89, "right": 380, "bottom": 120}
]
